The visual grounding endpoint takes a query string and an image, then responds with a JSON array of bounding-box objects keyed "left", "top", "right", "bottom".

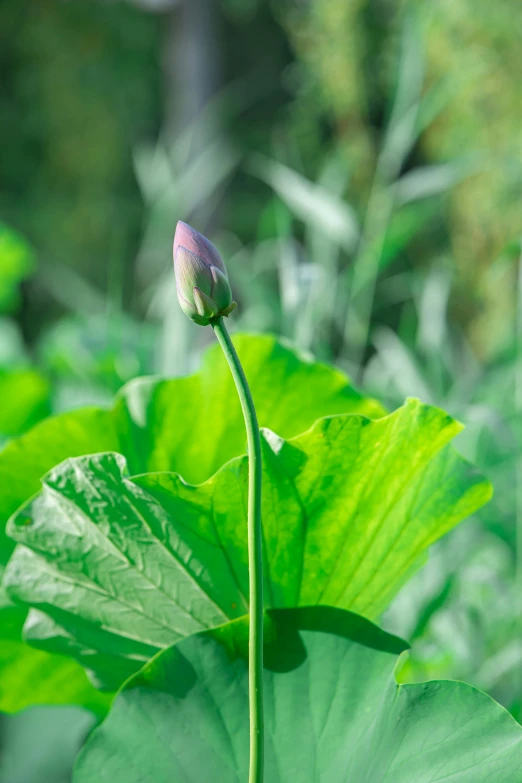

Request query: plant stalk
[{"left": 212, "top": 316, "right": 264, "bottom": 783}]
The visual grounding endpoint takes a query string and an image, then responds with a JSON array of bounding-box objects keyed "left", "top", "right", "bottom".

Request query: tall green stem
[{"left": 212, "top": 316, "right": 264, "bottom": 783}]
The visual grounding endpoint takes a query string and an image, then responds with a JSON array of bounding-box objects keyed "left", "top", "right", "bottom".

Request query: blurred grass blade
[
  {"left": 395, "top": 158, "right": 483, "bottom": 206},
  {"left": 249, "top": 154, "right": 360, "bottom": 251}
]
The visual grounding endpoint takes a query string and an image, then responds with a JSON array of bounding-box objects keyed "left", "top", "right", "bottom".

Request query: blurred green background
[{"left": 0, "top": 0, "right": 521, "bottom": 779}]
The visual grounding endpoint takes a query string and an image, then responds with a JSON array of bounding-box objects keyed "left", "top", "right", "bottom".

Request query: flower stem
[{"left": 212, "top": 317, "right": 264, "bottom": 783}]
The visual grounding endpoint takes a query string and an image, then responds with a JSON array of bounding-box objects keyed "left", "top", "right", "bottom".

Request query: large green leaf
[
  {"left": 4, "top": 400, "right": 491, "bottom": 689},
  {"left": 0, "top": 334, "right": 382, "bottom": 713},
  {"left": 0, "top": 333, "right": 383, "bottom": 563},
  {"left": 74, "top": 607, "right": 522, "bottom": 782}
]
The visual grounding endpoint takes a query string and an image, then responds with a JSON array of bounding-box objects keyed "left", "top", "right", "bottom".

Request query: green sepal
[
  {"left": 221, "top": 301, "right": 237, "bottom": 317},
  {"left": 209, "top": 265, "right": 233, "bottom": 311},
  {"left": 193, "top": 287, "right": 219, "bottom": 322}
]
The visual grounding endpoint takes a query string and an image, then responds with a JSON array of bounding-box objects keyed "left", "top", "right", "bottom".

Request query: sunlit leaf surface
[
  {"left": 0, "top": 333, "right": 383, "bottom": 562},
  {"left": 4, "top": 400, "right": 490, "bottom": 689}
]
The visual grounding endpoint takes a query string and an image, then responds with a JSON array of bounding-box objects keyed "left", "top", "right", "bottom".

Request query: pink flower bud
[{"left": 173, "top": 222, "right": 236, "bottom": 326}]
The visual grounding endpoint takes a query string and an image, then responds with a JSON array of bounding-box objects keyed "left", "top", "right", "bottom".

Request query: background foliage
[{"left": 0, "top": 0, "right": 520, "bottom": 780}]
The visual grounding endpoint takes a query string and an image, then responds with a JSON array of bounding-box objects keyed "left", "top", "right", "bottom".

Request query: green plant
[
  {"left": 0, "top": 332, "right": 382, "bottom": 714},
  {"left": 174, "top": 221, "right": 264, "bottom": 782},
  {"left": 2, "top": 228, "right": 520, "bottom": 780}
]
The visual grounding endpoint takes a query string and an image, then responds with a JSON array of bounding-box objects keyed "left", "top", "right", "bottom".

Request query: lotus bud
[{"left": 173, "top": 221, "right": 237, "bottom": 325}]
